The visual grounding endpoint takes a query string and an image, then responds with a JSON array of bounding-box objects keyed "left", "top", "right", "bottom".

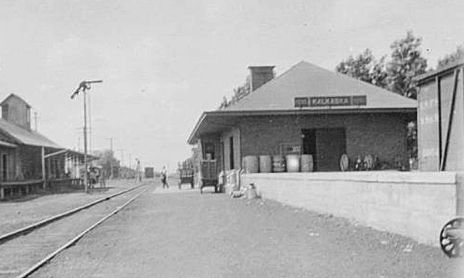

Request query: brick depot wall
[
  {"left": 242, "top": 171, "right": 457, "bottom": 245},
  {"left": 237, "top": 113, "right": 413, "bottom": 167},
  {"left": 221, "top": 128, "right": 241, "bottom": 171}
]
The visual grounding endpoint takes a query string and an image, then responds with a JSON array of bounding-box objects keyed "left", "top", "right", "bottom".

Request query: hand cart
[
  {"left": 178, "top": 168, "right": 194, "bottom": 189},
  {"left": 200, "top": 160, "right": 218, "bottom": 194}
]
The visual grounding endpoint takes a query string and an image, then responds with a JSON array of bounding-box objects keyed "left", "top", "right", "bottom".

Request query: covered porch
[{"left": 0, "top": 146, "right": 97, "bottom": 200}]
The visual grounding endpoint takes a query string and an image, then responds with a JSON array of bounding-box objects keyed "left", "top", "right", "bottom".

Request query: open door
[
  {"left": 302, "top": 128, "right": 346, "bottom": 171},
  {"left": 316, "top": 128, "right": 346, "bottom": 171}
]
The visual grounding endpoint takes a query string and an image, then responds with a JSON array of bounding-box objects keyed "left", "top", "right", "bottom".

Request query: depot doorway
[{"left": 302, "top": 128, "right": 346, "bottom": 171}]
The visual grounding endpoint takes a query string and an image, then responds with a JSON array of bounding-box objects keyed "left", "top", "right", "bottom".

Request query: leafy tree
[
  {"left": 370, "top": 56, "right": 388, "bottom": 88},
  {"left": 335, "top": 49, "right": 388, "bottom": 88},
  {"left": 336, "top": 49, "right": 374, "bottom": 83},
  {"left": 218, "top": 76, "right": 251, "bottom": 110},
  {"left": 386, "top": 31, "right": 427, "bottom": 99},
  {"left": 94, "top": 149, "right": 119, "bottom": 178},
  {"left": 437, "top": 44, "right": 464, "bottom": 69}
]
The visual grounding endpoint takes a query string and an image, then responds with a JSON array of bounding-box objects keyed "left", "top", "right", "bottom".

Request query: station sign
[{"left": 294, "top": 95, "right": 367, "bottom": 107}]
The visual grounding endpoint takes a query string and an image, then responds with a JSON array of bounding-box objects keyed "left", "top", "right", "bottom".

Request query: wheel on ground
[{"left": 440, "top": 217, "right": 464, "bottom": 258}]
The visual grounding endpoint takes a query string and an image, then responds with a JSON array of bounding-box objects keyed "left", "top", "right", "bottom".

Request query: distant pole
[
  {"left": 83, "top": 89, "right": 88, "bottom": 192},
  {"left": 41, "top": 146, "right": 46, "bottom": 190},
  {"left": 129, "top": 153, "right": 132, "bottom": 169},
  {"left": 88, "top": 93, "right": 92, "bottom": 154},
  {"left": 107, "top": 137, "right": 114, "bottom": 179},
  {"left": 70, "top": 80, "right": 103, "bottom": 193},
  {"left": 118, "top": 149, "right": 124, "bottom": 167}
]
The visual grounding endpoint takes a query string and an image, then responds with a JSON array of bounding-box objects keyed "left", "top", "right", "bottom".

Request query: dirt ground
[
  {"left": 0, "top": 179, "right": 146, "bottom": 235},
  {"left": 32, "top": 182, "right": 463, "bottom": 278}
]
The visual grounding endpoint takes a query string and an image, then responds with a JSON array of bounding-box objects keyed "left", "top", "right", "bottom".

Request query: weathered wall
[
  {"left": 0, "top": 147, "right": 15, "bottom": 180},
  {"left": 417, "top": 69, "right": 464, "bottom": 171},
  {"left": 242, "top": 171, "right": 457, "bottom": 245},
  {"left": 237, "top": 113, "right": 413, "bottom": 168},
  {"left": 18, "top": 146, "right": 42, "bottom": 179},
  {"left": 2, "top": 95, "right": 30, "bottom": 129}
]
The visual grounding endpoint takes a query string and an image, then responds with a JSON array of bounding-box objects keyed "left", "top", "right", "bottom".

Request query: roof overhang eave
[
  {"left": 186, "top": 107, "right": 416, "bottom": 145},
  {"left": 187, "top": 112, "right": 207, "bottom": 145}
]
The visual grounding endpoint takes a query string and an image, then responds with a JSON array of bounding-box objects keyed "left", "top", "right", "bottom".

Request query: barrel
[
  {"left": 340, "top": 154, "right": 349, "bottom": 171},
  {"left": 272, "top": 155, "right": 286, "bottom": 172},
  {"left": 286, "top": 154, "right": 300, "bottom": 172},
  {"left": 300, "top": 154, "right": 313, "bottom": 172},
  {"left": 243, "top": 156, "right": 259, "bottom": 173},
  {"left": 259, "top": 155, "right": 272, "bottom": 173}
]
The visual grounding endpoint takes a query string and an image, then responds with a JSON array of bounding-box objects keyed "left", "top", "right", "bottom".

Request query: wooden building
[
  {"left": 0, "top": 94, "right": 90, "bottom": 198},
  {"left": 414, "top": 59, "right": 464, "bottom": 171}
]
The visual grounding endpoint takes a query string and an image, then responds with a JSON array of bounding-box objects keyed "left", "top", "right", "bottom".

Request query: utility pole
[
  {"left": 118, "top": 149, "right": 125, "bottom": 167},
  {"left": 88, "top": 92, "right": 92, "bottom": 154},
  {"left": 117, "top": 149, "right": 124, "bottom": 179},
  {"left": 107, "top": 137, "right": 114, "bottom": 179},
  {"left": 70, "top": 80, "right": 103, "bottom": 193}
]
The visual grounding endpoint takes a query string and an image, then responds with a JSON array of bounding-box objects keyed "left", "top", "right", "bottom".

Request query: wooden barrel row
[{"left": 243, "top": 155, "right": 314, "bottom": 173}]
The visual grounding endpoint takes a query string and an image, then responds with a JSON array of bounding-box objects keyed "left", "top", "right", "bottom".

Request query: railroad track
[{"left": 0, "top": 185, "right": 149, "bottom": 278}]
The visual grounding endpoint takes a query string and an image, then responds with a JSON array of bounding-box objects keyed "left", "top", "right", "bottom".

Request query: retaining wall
[{"left": 242, "top": 171, "right": 460, "bottom": 246}]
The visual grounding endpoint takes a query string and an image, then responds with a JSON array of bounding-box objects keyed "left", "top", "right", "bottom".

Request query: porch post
[{"left": 41, "top": 146, "right": 46, "bottom": 190}]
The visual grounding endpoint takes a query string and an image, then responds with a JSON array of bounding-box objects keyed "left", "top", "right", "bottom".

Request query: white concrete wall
[{"left": 242, "top": 171, "right": 457, "bottom": 246}]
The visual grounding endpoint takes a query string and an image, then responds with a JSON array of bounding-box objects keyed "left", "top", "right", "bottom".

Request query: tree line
[
  {"left": 335, "top": 30, "right": 463, "bottom": 99},
  {"left": 218, "top": 31, "right": 462, "bottom": 109}
]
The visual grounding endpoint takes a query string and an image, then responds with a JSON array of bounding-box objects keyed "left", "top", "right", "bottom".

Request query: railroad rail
[
  {"left": 0, "top": 184, "right": 145, "bottom": 245},
  {"left": 0, "top": 185, "right": 149, "bottom": 278},
  {"left": 17, "top": 187, "right": 149, "bottom": 278}
]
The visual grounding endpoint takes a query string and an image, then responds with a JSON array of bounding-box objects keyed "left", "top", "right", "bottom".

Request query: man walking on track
[{"left": 161, "top": 166, "right": 169, "bottom": 189}]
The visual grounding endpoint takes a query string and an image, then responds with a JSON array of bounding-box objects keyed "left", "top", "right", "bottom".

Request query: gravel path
[
  {"left": 33, "top": 185, "right": 462, "bottom": 278},
  {"left": 0, "top": 186, "right": 148, "bottom": 278}
]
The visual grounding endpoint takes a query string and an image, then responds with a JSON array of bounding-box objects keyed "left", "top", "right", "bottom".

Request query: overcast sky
[{"left": 0, "top": 0, "right": 462, "bottom": 171}]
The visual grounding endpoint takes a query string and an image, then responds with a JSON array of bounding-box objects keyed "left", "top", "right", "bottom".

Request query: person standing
[
  {"left": 135, "top": 159, "right": 142, "bottom": 182},
  {"left": 161, "top": 166, "right": 169, "bottom": 189}
]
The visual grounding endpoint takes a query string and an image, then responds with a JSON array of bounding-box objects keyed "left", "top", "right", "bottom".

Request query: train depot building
[
  {"left": 188, "top": 61, "right": 416, "bottom": 174},
  {"left": 188, "top": 61, "right": 464, "bottom": 246}
]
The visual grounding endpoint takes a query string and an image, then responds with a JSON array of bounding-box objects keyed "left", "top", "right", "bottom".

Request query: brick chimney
[{"left": 248, "top": 66, "right": 275, "bottom": 91}]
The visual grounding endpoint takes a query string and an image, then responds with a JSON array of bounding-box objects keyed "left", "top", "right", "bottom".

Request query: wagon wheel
[{"left": 440, "top": 217, "right": 464, "bottom": 258}]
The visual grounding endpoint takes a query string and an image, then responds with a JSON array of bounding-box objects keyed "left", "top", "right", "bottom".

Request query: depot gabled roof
[
  {"left": 223, "top": 61, "right": 417, "bottom": 111},
  {"left": 0, "top": 93, "right": 32, "bottom": 108},
  {"left": 0, "top": 118, "right": 61, "bottom": 148},
  {"left": 188, "top": 61, "right": 417, "bottom": 144}
]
